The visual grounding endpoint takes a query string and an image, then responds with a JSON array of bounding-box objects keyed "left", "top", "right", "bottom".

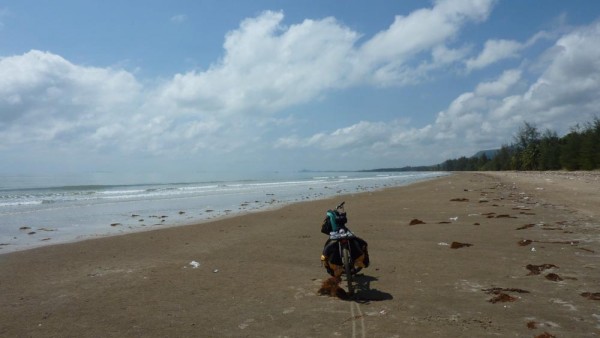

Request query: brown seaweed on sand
[
  {"left": 581, "top": 292, "right": 600, "bottom": 300},
  {"left": 483, "top": 287, "right": 529, "bottom": 304},
  {"left": 495, "top": 214, "right": 517, "bottom": 218},
  {"left": 409, "top": 219, "right": 426, "bottom": 225},
  {"left": 318, "top": 277, "right": 349, "bottom": 300},
  {"left": 516, "top": 223, "right": 535, "bottom": 230},
  {"left": 535, "top": 332, "right": 556, "bottom": 338},
  {"left": 450, "top": 242, "right": 473, "bottom": 249},
  {"left": 483, "top": 287, "right": 529, "bottom": 294},
  {"left": 526, "top": 264, "right": 558, "bottom": 275},
  {"left": 545, "top": 273, "right": 563, "bottom": 282},
  {"left": 488, "top": 293, "right": 516, "bottom": 303}
]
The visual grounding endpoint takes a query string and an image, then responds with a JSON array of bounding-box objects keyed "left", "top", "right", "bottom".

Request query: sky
[{"left": 1, "top": 0, "right": 600, "bottom": 178}]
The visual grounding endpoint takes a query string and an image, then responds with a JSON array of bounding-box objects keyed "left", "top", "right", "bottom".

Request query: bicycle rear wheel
[{"left": 342, "top": 247, "right": 354, "bottom": 295}]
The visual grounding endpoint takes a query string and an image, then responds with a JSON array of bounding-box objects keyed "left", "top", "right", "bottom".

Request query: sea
[{"left": 0, "top": 171, "right": 447, "bottom": 253}]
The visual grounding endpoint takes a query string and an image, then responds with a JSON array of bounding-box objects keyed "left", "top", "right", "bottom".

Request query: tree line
[{"left": 434, "top": 117, "right": 600, "bottom": 171}]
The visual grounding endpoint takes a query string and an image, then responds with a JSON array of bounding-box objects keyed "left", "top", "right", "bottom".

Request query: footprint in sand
[
  {"left": 290, "top": 285, "right": 317, "bottom": 299},
  {"left": 550, "top": 299, "right": 577, "bottom": 311},
  {"left": 238, "top": 318, "right": 255, "bottom": 329}
]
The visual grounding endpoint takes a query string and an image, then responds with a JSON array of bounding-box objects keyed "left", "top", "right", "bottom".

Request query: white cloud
[
  {"left": 465, "top": 39, "right": 523, "bottom": 72},
  {"left": 358, "top": 0, "right": 495, "bottom": 85},
  {"left": 0, "top": 50, "right": 141, "bottom": 147},
  {"left": 277, "top": 120, "right": 394, "bottom": 150},
  {"left": 432, "top": 44, "right": 471, "bottom": 64},
  {"left": 157, "top": 11, "right": 360, "bottom": 115},
  {"left": 475, "top": 69, "right": 522, "bottom": 96},
  {"left": 159, "top": 1, "right": 497, "bottom": 113},
  {"left": 5, "top": 3, "right": 599, "bottom": 171},
  {"left": 360, "top": 0, "right": 493, "bottom": 62},
  {"left": 427, "top": 20, "right": 600, "bottom": 151},
  {"left": 277, "top": 20, "right": 600, "bottom": 164},
  {"left": 1, "top": 1, "right": 497, "bottom": 153}
]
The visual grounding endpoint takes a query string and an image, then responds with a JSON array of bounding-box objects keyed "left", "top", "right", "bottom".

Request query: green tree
[
  {"left": 579, "top": 129, "right": 596, "bottom": 170},
  {"left": 538, "top": 129, "right": 561, "bottom": 170},
  {"left": 560, "top": 126, "right": 583, "bottom": 170},
  {"left": 513, "top": 122, "right": 541, "bottom": 170},
  {"left": 514, "top": 122, "right": 540, "bottom": 151}
]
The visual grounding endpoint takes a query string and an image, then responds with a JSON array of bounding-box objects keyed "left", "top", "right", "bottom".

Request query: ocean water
[{"left": 0, "top": 171, "right": 447, "bottom": 253}]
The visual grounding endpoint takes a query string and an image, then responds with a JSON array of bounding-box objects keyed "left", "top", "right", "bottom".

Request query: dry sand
[{"left": 1, "top": 172, "right": 599, "bottom": 337}]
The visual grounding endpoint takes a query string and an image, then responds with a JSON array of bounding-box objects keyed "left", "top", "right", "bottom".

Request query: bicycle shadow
[{"left": 351, "top": 274, "right": 393, "bottom": 303}]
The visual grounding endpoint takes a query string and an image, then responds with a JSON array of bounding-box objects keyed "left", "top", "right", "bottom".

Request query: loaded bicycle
[{"left": 320, "top": 202, "right": 369, "bottom": 295}]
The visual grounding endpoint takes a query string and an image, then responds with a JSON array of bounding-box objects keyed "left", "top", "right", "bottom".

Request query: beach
[{"left": 1, "top": 171, "right": 599, "bottom": 337}]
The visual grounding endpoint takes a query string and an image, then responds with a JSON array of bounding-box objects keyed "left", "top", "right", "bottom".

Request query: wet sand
[{"left": 1, "top": 172, "right": 599, "bottom": 337}]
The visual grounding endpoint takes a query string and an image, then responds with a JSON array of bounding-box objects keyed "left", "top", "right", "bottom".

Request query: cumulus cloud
[
  {"left": 158, "top": 1, "right": 497, "bottom": 113},
  {"left": 277, "top": 20, "right": 600, "bottom": 163},
  {"left": 0, "top": 50, "right": 141, "bottom": 147},
  {"left": 4, "top": 1, "right": 598, "bottom": 171},
  {"left": 425, "top": 21, "right": 600, "bottom": 152},
  {"left": 276, "top": 120, "right": 396, "bottom": 150},
  {"left": 358, "top": 0, "right": 495, "bottom": 85},
  {"left": 475, "top": 69, "right": 522, "bottom": 96},
  {"left": 157, "top": 11, "right": 360, "bottom": 115},
  {"left": 465, "top": 39, "right": 523, "bottom": 72}
]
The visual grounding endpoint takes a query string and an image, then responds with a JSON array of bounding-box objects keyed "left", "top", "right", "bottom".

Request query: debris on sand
[
  {"left": 483, "top": 287, "right": 529, "bottom": 303},
  {"left": 409, "top": 219, "right": 426, "bottom": 225},
  {"left": 450, "top": 242, "right": 473, "bottom": 249},
  {"left": 483, "top": 287, "right": 529, "bottom": 294},
  {"left": 516, "top": 224, "right": 535, "bottom": 230},
  {"left": 526, "top": 264, "right": 558, "bottom": 275},
  {"left": 318, "top": 277, "right": 349, "bottom": 300},
  {"left": 545, "top": 273, "right": 563, "bottom": 282},
  {"left": 488, "top": 293, "right": 516, "bottom": 303},
  {"left": 581, "top": 292, "right": 600, "bottom": 300}
]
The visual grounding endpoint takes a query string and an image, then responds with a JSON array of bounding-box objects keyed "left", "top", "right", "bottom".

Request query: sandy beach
[{"left": 1, "top": 171, "right": 599, "bottom": 337}]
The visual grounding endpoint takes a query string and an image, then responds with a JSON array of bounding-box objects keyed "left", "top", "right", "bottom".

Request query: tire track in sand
[{"left": 349, "top": 300, "right": 366, "bottom": 338}]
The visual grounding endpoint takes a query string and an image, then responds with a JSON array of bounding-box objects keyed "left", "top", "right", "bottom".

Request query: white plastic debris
[
  {"left": 449, "top": 217, "right": 458, "bottom": 221},
  {"left": 189, "top": 260, "right": 200, "bottom": 268},
  {"left": 213, "top": 269, "right": 219, "bottom": 273},
  {"left": 531, "top": 247, "right": 536, "bottom": 252},
  {"left": 438, "top": 242, "right": 449, "bottom": 246}
]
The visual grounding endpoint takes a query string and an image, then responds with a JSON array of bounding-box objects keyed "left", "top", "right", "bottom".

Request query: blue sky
[{"left": 1, "top": 0, "right": 600, "bottom": 177}]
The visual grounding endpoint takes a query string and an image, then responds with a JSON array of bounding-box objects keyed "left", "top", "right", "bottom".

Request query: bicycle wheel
[{"left": 342, "top": 247, "right": 354, "bottom": 295}]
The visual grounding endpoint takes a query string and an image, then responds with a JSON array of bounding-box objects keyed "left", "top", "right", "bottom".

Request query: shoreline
[
  {"left": 1, "top": 172, "right": 599, "bottom": 337},
  {"left": 0, "top": 172, "right": 448, "bottom": 255}
]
